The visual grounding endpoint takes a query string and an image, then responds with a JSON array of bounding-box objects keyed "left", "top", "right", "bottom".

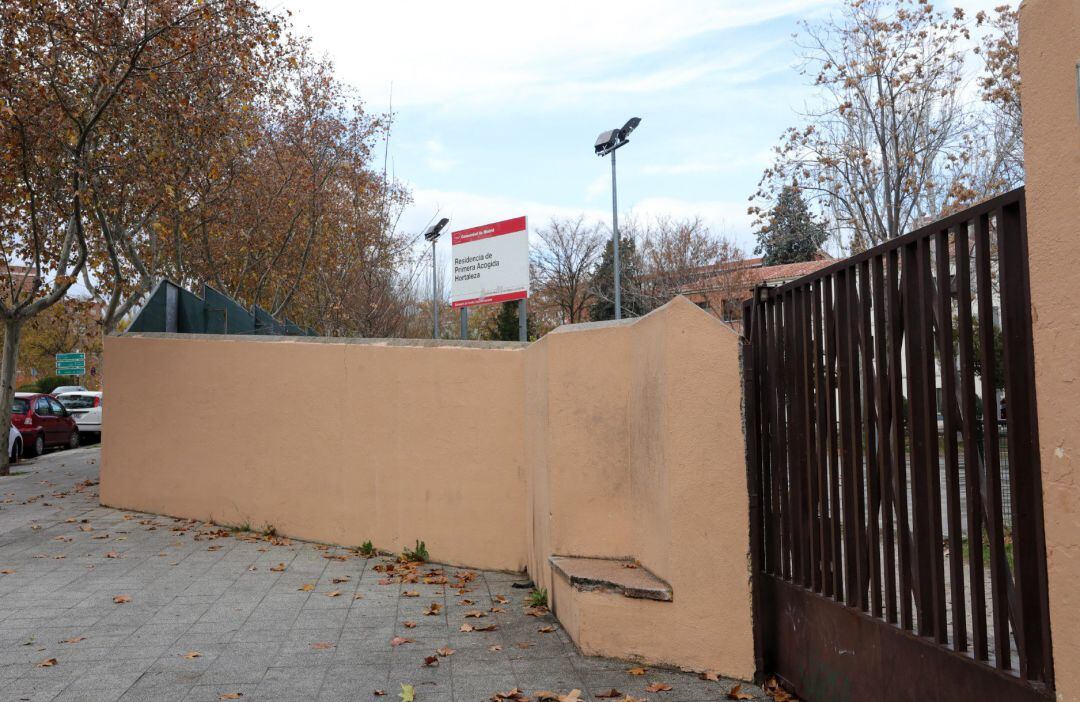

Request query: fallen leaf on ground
[
  {"left": 494, "top": 594, "right": 508, "bottom": 604},
  {"left": 403, "top": 621, "right": 417, "bottom": 629},
  {"left": 105, "top": 552, "right": 120, "bottom": 559},
  {"left": 645, "top": 683, "right": 672, "bottom": 692},
  {"left": 436, "top": 647, "right": 455, "bottom": 657},
  {"left": 327, "top": 590, "right": 341, "bottom": 598},
  {"left": 595, "top": 690, "right": 622, "bottom": 699},
  {"left": 627, "top": 667, "right": 647, "bottom": 676},
  {"left": 399, "top": 683, "right": 416, "bottom": 702},
  {"left": 219, "top": 694, "right": 243, "bottom": 700},
  {"left": 390, "top": 636, "right": 413, "bottom": 647},
  {"left": 423, "top": 654, "right": 439, "bottom": 667},
  {"left": 538, "top": 625, "right": 556, "bottom": 633},
  {"left": 331, "top": 576, "right": 350, "bottom": 583},
  {"left": 182, "top": 651, "right": 202, "bottom": 659},
  {"left": 460, "top": 623, "right": 474, "bottom": 633},
  {"left": 490, "top": 688, "right": 529, "bottom": 701},
  {"left": 374, "top": 690, "right": 386, "bottom": 697},
  {"left": 488, "top": 644, "right": 502, "bottom": 652},
  {"left": 728, "top": 684, "right": 754, "bottom": 700},
  {"left": 465, "top": 609, "right": 486, "bottom": 618},
  {"left": 60, "top": 637, "right": 85, "bottom": 644},
  {"left": 36, "top": 657, "right": 57, "bottom": 667},
  {"left": 700, "top": 671, "right": 722, "bottom": 682},
  {"left": 0, "top": 569, "right": 14, "bottom": 575},
  {"left": 270, "top": 563, "right": 286, "bottom": 572},
  {"left": 353, "top": 594, "right": 364, "bottom": 600},
  {"left": 474, "top": 623, "right": 498, "bottom": 631},
  {"left": 311, "top": 642, "right": 336, "bottom": 650},
  {"left": 402, "top": 591, "right": 419, "bottom": 597},
  {"left": 423, "top": 602, "right": 442, "bottom": 615},
  {"left": 299, "top": 583, "right": 315, "bottom": 592},
  {"left": 112, "top": 595, "right": 131, "bottom": 604}
]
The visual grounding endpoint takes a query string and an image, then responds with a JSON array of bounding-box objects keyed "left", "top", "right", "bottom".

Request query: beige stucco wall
[
  {"left": 525, "top": 298, "right": 754, "bottom": 677},
  {"left": 1020, "top": 1, "right": 1080, "bottom": 699},
  {"left": 101, "top": 335, "right": 528, "bottom": 572},
  {"left": 102, "top": 296, "right": 753, "bottom": 676}
]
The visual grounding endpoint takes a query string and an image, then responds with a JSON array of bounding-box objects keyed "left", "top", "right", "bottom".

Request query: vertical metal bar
[
  {"left": 519, "top": 298, "right": 527, "bottom": 342},
  {"left": 919, "top": 235, "right": 948, "bottom": 646},
  {"left": 888, "top": 249, "right": 913, "bottom": 630},
  {"left": 998, "top": 197, "right": 1053, "bottom": 684},
  {"left": 788, "top": 289, "right": 803, "bottom": 585},
  {"left": 800, "top": 285, "right": 818, "bottom": 590},
  {"left": 975, "top": 211, "right": 1010, "bottom": 670},
  {"left": 460, "top": 306, "right": 469, "bottom": 340},
  {"left": 956, "top": 220, "right": 988, "bottom": 662},
  {"left": 777, "top": 293, "right": 792, "bottom": 581},
  {"left": 872, "top": 254, "right": 898, "bottom": 624},
  {"left": 824, "top": 276, "right": 844, "bottom": 600},
  {"left": 813, "top": 281, "right": 832, "bottom": 597},
  {"left": 903, "top": 240, "right": 935, "bottom": 636},
  {"left": 769, "top": 296, "right": 785, "bottom": 576},
  {"left": 742, "top": 297, "right": 766, "bottom": 679},
  {"left": 836, "top": 269, "right": 859, "bottom": 606},
  {"left": 859, "top": 259, "right": 882, "bottom": 618},
  {"left": 847, "top": 267, "right": 868, "bottom": 612},
  {"left": 936, "top": 228, "right": 968, "bottom": 652},
  {"left": 760, "top": 293, "right": 775, "bottom": 576}
]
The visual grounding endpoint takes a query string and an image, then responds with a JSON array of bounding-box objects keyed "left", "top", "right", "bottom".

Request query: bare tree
[
  {"left": 636, "top": 215, "right": 746, "bottom": 311},
  {"left": 751, "top": 0, "right": 972, "bottom": 252},
  {"left": 531, "top": 217, "right": 603, "bottom": 325}
]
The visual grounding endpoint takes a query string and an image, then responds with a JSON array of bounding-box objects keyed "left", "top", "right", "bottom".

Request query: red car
[{"left": 12, "top": 392, "right": 80, "bottom": 457}]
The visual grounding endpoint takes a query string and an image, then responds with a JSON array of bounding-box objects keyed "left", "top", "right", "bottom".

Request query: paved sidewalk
[{"left": 0, "top": 447, "right": 765, "bottom": 702}]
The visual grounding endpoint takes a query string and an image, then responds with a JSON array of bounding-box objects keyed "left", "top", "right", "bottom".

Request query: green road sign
[
  {"left": 56, "top": 364, "right": 85, "bottom": 374},
  {"left": 56, "top": 353, "right": 85, "bottom": 363}
]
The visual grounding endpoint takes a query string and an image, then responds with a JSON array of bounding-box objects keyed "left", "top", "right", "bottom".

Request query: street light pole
[
  {"left": 594, "top": 117, "right": 640, "bottom": 322},
  {"left": 422, "top": 217, "right": 450, "bottom": 340},
  {"left": 431, "top": 238, "right": 438, "bottom": 339},
  {"left": 610, "top": 147, "right": 621, "bottom": 320}
]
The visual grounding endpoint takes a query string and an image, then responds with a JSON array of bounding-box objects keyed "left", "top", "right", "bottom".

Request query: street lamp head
[
  {"left": 619, "top": 117, "right": 641, "bottom": 139},
  {"left": 423, "top": 217, "right": 450, "bottom": 242},
  {"left": 594, "top": 129, "right": 621, "bottom": 156},
  {"left": 594, "top": 117, "right": 642, "bottom": 156}
]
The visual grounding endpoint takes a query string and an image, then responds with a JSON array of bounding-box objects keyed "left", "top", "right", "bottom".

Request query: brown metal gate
[{"left": 742, "top": 188, "right": 1054, "bottom": 701}]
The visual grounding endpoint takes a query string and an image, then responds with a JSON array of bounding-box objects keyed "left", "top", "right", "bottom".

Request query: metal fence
[
  {"left": 743, "top": 187, "right": 1053, "bottom": 694},
  {"left": 128, "top": 280, "right": 317, "bottom": 337}
]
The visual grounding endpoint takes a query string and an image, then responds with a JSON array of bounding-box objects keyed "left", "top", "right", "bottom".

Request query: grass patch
[
  {"left": 358, "top": 540, "right": 377, "bottom": 558},
  {"left": 527, "top": 588, "right": 548, "bottom": 608},
  {"left": 400, "top": 540, "right": 429, "bottom": 563}
]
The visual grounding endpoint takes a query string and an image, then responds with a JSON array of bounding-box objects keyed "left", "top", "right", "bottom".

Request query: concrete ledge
[{"left": 549, "top": 556, "right": 673, "bottom": 602}]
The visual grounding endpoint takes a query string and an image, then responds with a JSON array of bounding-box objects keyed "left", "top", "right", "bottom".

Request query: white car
[
  {"left": 56, "top": 391, "right": 102, "bottom": 438},
  {"left": 51, "top": 385, "right": 87, "bottom": 396},
  {"left": 8, "top": 423, "right": 21, "bottom": 463}
]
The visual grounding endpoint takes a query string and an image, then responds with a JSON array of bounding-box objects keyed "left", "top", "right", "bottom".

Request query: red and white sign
[{"left": 451, "top": 216, "right": 529, "bottom": 308}]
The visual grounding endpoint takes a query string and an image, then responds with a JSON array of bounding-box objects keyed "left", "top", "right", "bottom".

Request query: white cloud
[
  {"left": 270, "top": 0, "right": 829, "bottom": 109},
  {"left": 423, "top": 139, "right": 458, "bottom": 173}
]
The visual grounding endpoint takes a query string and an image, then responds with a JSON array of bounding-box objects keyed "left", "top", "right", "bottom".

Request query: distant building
[{"left": 679, "top": 255, "right": 834, "bottom": 325}]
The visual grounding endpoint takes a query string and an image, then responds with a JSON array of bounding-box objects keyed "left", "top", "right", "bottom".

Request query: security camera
[{"left": 620, "top": 117, "right": 641, "bottom": 139}]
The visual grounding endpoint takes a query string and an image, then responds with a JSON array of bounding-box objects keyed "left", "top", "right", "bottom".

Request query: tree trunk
[{"left": 0, "top": 318, "right": 23, "bottom": 476}]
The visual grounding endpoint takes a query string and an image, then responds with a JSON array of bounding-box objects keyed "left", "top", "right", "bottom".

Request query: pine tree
[
  {"left": 754, "top": 185, "right": 828, "bottom": 265},
  {"left": 483, "top": 300, "right": 535, "bottom": 341},
  {"left": 588, "top": 236, "right": 646, "bottom": 321}
]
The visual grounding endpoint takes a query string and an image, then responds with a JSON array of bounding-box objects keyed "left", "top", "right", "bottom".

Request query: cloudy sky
[{"left": 273, "top": 0, "right": 1001, "bottom": 255}]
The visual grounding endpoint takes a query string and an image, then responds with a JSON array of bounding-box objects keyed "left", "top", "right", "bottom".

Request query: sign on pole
[
  {"left": 55, "top": 352, "right": 85, "bottom": 376},
  {"left": 451, "top": 216, "right": 529, "bottom": 308}
]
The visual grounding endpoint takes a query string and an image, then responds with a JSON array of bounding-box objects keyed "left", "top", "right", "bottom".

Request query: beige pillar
[{"left": 1019, "top": 1, "right": 1080, "bottom": 698}]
